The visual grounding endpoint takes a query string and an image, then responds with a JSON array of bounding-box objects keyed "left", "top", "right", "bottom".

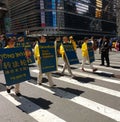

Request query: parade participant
[
  {"left": 5, "top": 37, "right": 21, "bottom": 96},
  {"left": 69, "top": 36, "right": 77, "bottom": 51},
  {"left": 81, "top": 37, "right": 97, "bottom": 72},
  {"left": 17, "top": 36, "right": 24, "bottom": 42},
  {"left": 90, "top": 36, "right": 98, "bottom": 51},
  {"left": 60, "top": 36, "right": 74, "bottom": 77},
  {"left": 0, "top": 34, "right": 6, "bottom": 48},
  {"left": 100, "top": 37, "right": 110, "bottom": 67},
  {"left": 34, "top": 35, "right": 56, "bottom": 87},
  {"left": 54, "top": 36, "right": 62, "bottom": 57}
]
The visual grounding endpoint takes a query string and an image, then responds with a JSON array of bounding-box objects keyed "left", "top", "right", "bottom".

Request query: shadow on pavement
[
  {"left": 52, "top": 87, "right": 84, "bottom": 99},
  {"left": 73, "top": 76, "right": 95, "bottom": 83}
]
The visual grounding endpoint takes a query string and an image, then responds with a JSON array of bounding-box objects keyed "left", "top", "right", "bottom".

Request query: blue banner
[
  {"left": 87, "top": 42, "right": 95, "bottom": 63},
  {"left": 15, "top": 42, "right": 35, "bottom": 64},
  {"left": 63, "top": 43, "right": 79, "bottom": 65},
  {"left": 0, "top": 48, "right": 30, "bottom": 86},
  {"left": 39, "top": 42, "right": 57, "bottom": 73}
]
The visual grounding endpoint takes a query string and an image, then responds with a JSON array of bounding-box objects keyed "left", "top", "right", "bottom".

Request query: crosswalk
[{"left": 0, "top": 52, "right": 120, "bottom": 122}]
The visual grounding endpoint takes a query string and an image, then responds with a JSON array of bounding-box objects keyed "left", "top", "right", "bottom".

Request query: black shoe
[
  {"left": 11, "top": 86, "right": 15, "bottom": 89},
  {"left": 61, "top": 71, "right": 64, "bottom": 75},
  {"left": 93, "top": 68, "right": 98, "bottom": 72},
  {"left": 16, "top": 92, "right": 22, "bottom": 97},
  {"left": 6, "top": 88, "right": 11, "bottom": 93},
  {"left": 37, "top": 83, "right": 42, "bottom": 85},
  {"left": 106, "top": 65, "right": 110, "bottom": 67},
  {"left": 100, "top": 64, "right": 104, "bottom": 66},
  {"left": 50, "top": 84, "right": 56, "bottom": 87}
]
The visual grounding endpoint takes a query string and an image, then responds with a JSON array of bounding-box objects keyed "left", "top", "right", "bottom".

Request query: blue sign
[
  {"left": 39, "top": 42, "right": 57, "bottom": 73},
  {"left": 0, "top": 48, "right": 30, "bottom": 86},
  {"left": 87, "top": 42, "right": 95, "bottom": 63},
  {"left": 15, "top": 42, "right": 35, "bottom": 64},
  {"left": 63, "top": 43, "right": 79, "bottom": 65}
]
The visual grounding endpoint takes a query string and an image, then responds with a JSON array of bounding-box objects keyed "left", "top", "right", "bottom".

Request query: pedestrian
[
  {"left": 34, "top": 35, "right": 56, "bottom": 87},
  {"left": 100, "top": 37, "right": 110, "bottom": 67},
  {"left": 81, "top": 37, "right": 97, "bottom": 72},
  {"left": 109, "top": 39, "right": 112, "bottom": 51},
  {"left": 0, "top": 34, "right": 6, "bottom": 48},
  {"left": 98, "top": 37, "right": 103, "bottom": 54},
  {"left": 60, "top": 36, "right": 74, "bottom": 77},
  {"left": 54, "top": 36, "right": 62, "bottom": 57},
  {"left": 5, "top": 37, "right": 21, "bottom": 96},
  {"left": 115, "top": 40, "right": 120, "bottom": 51},
  {"left": 69, "top": 36, "right": 77, "bottom": 51}
]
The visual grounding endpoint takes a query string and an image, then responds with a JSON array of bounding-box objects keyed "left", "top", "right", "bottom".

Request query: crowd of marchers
[{"left": 0, "top": 34, "right": 120, "bottom": 97}]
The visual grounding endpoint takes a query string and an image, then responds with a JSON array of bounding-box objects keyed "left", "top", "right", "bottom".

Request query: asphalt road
[{"left": 0, "top": 48, "right": 120, "bottom": 122}]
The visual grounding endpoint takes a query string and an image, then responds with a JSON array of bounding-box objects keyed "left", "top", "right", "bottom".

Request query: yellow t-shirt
[
  {"left": 81, "top": 42, "right": 88, "bottom": 57},
  {"left": 70, "top": 39, "right": 77, "bottom": 51},
  {"left": 34, "top": 43, "right": 40, "bottom": 64}
]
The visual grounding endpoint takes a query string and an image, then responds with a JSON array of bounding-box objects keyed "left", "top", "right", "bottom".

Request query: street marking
[
  {"left": 0, "top": 91, "right": 21, "bottom": 106},
  {"left": 95, "top": 60, "right": 120, "bottom": 65},
  {"left": 31, "top": 68, "right": 120, "bottom": 85},
  {"left": 79, "top": 68, "right": 114, "bottom": 75},
  {"left": 58, "top": 68, "right": 120, "bottom": 84},
  {"left": 71, "top": 96, "right": 120, "bottom": 122},
  {"left": 56, "top": 77, "right": 120, "bottom": 98},
  {"left": 26, "top": 81, "right": 54, "bottom": 94},
  {"left": 0, "top": 91, "right": 66, "bottom": 122},
  {"left": 93, "top": 65, "right": 120, "bottom": 71},
  {"left": 31, "top": 69, "right": 120, "bottom": 97},
  {"left": 25, "top": 77, "right": 120, "bottom": 122},
  {"left": 60, "top": 62, "right": 120, "bottom": 72}
]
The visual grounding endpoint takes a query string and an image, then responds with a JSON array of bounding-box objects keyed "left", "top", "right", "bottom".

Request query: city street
[{"left": 0, "top": 48, "right": 120, "bottom": 122}]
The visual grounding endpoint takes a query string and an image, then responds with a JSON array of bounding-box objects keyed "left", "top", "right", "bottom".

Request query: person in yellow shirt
[
  {"left": 34, "top": 35, "right": 56, "bottom": 87},
  {"left": 60, "top": 36, "right": 73, "bottom": 77},
  {"left": 69, "top": 36, "right": 77, "bottom": 51},
  {"left": 5, "top": 37, "right": 21, "bottom": 96},
  {"left": 81, "top": 37, "right": 97, "bottom": 72}
]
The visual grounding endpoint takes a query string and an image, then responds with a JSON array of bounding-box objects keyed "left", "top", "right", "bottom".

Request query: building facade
[
  {"left": 8, "top": 0, "right": 116, "bottom": 37},
  {"left": 0, "top": 0, "right": 7, "bottom": 34},
  {"left": 116, "top": 0, "right": 120, "bottom": 36}
]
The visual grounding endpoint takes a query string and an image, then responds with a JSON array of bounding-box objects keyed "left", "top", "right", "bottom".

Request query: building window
[{"left": 95, "top": 0, "right": 102, "bottom": 18}]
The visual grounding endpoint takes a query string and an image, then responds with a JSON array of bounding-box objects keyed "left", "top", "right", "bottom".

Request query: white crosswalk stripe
[
  {"left": 32, "top": 69, "right": 120, "bottom": 97},
  {"left": 0, "top": 54, "right": 120, "bottom": 122},
  {"left": 26, "top": 83, "right": 120, "bottom": 121},
  {"left": 0, "top": 91, "right": 66, "bottom": 122},
  {"left": 58, "top": 67, "right": 120, "bottom": 84},
  {"left": 30, "top": 67, "right": 120, "bottom": 122}
]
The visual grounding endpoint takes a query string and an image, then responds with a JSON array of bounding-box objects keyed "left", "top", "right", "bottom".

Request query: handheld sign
[
  {"left": 87, "top": 42, "right": 95, "bottom": 63},
  {"left": 39, "top": 42, "right": 57, "bottom": 73},
  {"left": 15, "top": 42, "right": 35, "bottom": 64},
  {"left": 0, "top": 48, "right": 30, "bottom": 86},
  {"left": 63, "top": 43, "right": 79, "bottom": 65}
]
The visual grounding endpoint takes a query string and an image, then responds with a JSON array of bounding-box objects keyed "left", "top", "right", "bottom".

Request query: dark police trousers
[{"left": 101, "top": 52, "right": 110, "bottom": 66}]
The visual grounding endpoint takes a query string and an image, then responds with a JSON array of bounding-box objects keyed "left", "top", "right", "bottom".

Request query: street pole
[{"left": 116, "top": 0, "right": 120, "bottom": 37}]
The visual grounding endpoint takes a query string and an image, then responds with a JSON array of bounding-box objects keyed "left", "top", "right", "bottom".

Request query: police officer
[{"left": 100, "top": 37, "right": 110, "bottom": 67}]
